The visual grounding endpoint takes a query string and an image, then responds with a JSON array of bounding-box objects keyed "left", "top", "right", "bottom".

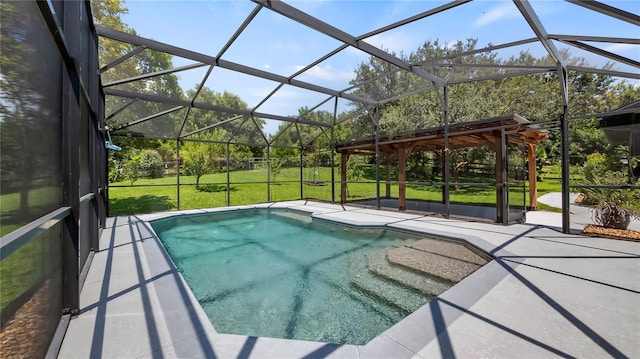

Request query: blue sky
[{"left": 120, "top": 0, "right": 639, "bottom": 134}]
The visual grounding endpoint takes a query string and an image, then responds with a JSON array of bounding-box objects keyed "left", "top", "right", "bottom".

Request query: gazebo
[{"left": 336, "top": 114, "right": 548, "bottom": 224}]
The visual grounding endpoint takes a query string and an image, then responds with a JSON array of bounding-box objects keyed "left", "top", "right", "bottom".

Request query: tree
[
  {"left": 182, "top": 88, "right": 264, "bottom": 145},
  {"left": 124, "top": 156, "right": 140, "bottom": 185},
  {"left": 181, "top": 130, "right": 227, "bottom": 188},
  {"left": 181, "top": 142, "right": 213, "bottom": 188}
]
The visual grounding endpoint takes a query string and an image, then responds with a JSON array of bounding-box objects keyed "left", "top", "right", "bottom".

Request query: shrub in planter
[{"left": 582, "top": 172, "right": 639, "bottom": 230}]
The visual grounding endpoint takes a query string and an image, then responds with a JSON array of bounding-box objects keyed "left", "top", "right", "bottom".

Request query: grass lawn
[{"left": 106, "top": 166, "right": 565, "bottom": 216}]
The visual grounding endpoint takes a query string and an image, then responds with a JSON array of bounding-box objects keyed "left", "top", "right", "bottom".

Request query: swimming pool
[{"left": 150, "top": 208, "right": 484, "bottom": 345}]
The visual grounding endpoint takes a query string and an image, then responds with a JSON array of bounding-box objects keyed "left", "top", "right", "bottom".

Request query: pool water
[{"left": 150, "top": 209, "right": 442, "bottom": 345}]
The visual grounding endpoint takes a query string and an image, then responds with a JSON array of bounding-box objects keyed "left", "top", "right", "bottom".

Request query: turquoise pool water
[{"left": 150, "top": 209, "right": 439, "bottom": 345}]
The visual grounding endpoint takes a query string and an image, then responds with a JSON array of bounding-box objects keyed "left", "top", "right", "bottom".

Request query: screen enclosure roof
[{"left": 96, "top": 0, "right": 640, "bottom": 148}]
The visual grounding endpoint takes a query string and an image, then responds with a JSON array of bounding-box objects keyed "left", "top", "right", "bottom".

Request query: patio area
[{"left": 57, "top": 201, "right": 640, "bottom": 358}]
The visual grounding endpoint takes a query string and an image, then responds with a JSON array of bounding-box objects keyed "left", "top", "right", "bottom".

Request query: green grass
[
  {"left": 0, "top": 186, "right": 61, "bottom": 237},
  {"left": 106, "top": 166, "right": 565, "bottom": 216},
  {"left": 0, "top": 232, "right": 50, "bottom": 312}
]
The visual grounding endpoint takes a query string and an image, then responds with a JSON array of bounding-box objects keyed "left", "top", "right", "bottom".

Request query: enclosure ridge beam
[
  {"left": 568, "top": 107, "right": 640, "bottom": 121},
  {"left": 217, "top": 59, "right": 375, "bottom": 106},
  {"left": 513, "top": 0, "right": 566, "bottom": 69},
  {"left": 253, "top": 0, "right": 446, "bottom": 86},
  {"left": 429, "top": 63, "right": 558, "bottom": 70},
  {"left": 357, "top": 0, "right": 471, "bottom": 40},
  {"left": 334, "top": 106, "right": 369, "bottom": 126},
  {"left": 96, "top": 25, "right": 219, "bottom": 65},
  {"left": 251, "top": 111, "right": 331, "bottom": 128},
  {"left": 566, "top": 0, "right": 640, "bottom": 26},
  {"left": 103, "top": 62, "right": 209, "bottom": 87},
  {"left": 99, "top": 45, "right": 147, "bottom": 73},
  {"left": 415, "top": 38, "right": 538, "bottom": 65},
  {"left": 558, "top": 40, "right": 640, "bottom": 69},
  {"left": 216, "top": 4, "right": 262, "bottom": 59},
  {"left": 180, "top": 114, "right": 245, "bottom": 138},
  {"left": 104, "top": 88, "right": 332, "bottom": 128},
  {"left": 97, "top": 25, "right": 375, "bottom": 106},
  {"left": 114, "top": 106, "right": 184, "bottom": 131},
  {"left": 339, "top": 68, "right": 403, "bottom": 95},
  {"left": 447, "top": 68, "right": 557, "bottom": 85},
  {"left": 105, "top": 98, "right": 137, "bottom": 121},
  {"left": 251, "top": 84, "right": 285, "bottom": 113},
  {"left": 290, "top": 44, "right": 349, "bottom": 80},
  {"left": 566, "top": 66, "right": 640, "bottom": 80},
  {"left": 378, "top": 85, "right": 436, "bottom": 105},
  {"left": 548, "top": 34, "right": 640, "bottom": 45}
]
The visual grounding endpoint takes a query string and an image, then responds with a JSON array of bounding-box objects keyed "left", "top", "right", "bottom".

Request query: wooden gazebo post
[
  {"left": 397, "top": 148, "right": 409, "bottom": 211},
  {"left": 527, "top": 143, "right": 538, "bottom": 210},
  {"left": 340, "top": 151, "right": 350, "bottom": 204}
]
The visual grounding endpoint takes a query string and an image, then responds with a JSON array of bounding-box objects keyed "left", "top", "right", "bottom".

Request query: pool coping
[{"left": 58, "top": 200, "right": 640, "bottom": 358}]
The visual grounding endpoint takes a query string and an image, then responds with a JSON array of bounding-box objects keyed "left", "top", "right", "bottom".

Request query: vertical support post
[
  {"left": 561, "top": 104, "right": 571, "bottom": 232},
  {"left": 385, "top": 156, "right": 391, "bottom": 199},
  {"left": 226, "top": 143, "right": 231, "bottom": 206},
  {"left": 176, "top": 139, "right": 181, "bottom": 210},
  {"left": 60, "top": 0, "right": 80, "bottom": 313},
  {"left": 443, "top": 86, "right": 450, "bottom": 218},
  {"left": 559, "top": 67, "right": 571, "bottom": 233},
  {"left": 267, "top": 145, "right": 271, "bottom": 202},
  {"left": 340, "top": 152, "right": 349, "bottom": 204},
  {"left": 496, "top": 129, "right": 508, "bottom": 225},
  {"left": 299, "top": 148, "right": 304, "bottom": 199},
  {"left": 331, "top": 97, "right": 338, "bottom": 203},
  {"left": 397, "top": 149, "right": 407, "bottom": 211},
  {"left": 527, "top": 143, "right": 538, "bottom": 210},
  {"left": 374, "top": 106, "right": 381, "bottom": 209}
]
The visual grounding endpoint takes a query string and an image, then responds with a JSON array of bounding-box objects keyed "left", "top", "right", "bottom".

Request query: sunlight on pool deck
[{"left": 57, "top": 201, "right": 640, "bottom": 358}]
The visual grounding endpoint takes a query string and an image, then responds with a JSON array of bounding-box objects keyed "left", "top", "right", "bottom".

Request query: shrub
[
  {"left": 582, "top": 171, "right": 639, "bottom": 229},
  {"left": 139, "top": 150, "right": 164, "bottom": 178}
]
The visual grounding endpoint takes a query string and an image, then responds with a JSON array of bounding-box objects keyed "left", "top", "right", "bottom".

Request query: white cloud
[
  {"left": 474, "top": 3, "right": 520, "bottom": 27},
  {"left": 603, "top": 43, "right": 638, "bottom": 54},
  {"left": 293, "top": 64, "right": 353, "bottom": 82},
  {"left": 365, "top": 31, "right": 420, "bottom": 56}
]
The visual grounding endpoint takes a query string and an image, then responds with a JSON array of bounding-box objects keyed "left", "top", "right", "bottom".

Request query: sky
[{"left": 118, "top": 0, "right": 640, "bottom": 135}]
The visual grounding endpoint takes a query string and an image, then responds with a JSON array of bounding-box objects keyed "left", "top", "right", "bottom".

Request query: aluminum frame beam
[
  {"left": 358, "top": 0, "right": 472, "bottom": 40},
  {"left": 252, "top": 0, "right": 446, "bottom": 87},
  {"left": 102, "top": 62, "right": 208, "bottom": 88},
  {"left": 566, "top": 0, "right": 640, "bottom": 26},
  {"left": 556, "top": 40, "right": 640, "bottom": 69},
  {"left": 96, "top": 25, "right": 375, "bottom": 107},
  {"left": 104, "top": 88, "right": 332, "bottom": 128},
  {"left": 513, "top": 0, "right": 566, "bottom": 68}
]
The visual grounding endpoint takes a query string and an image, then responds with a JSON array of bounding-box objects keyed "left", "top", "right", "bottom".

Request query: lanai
[{"left": 335, "top": 114, "right": 548, "bottom": 224}]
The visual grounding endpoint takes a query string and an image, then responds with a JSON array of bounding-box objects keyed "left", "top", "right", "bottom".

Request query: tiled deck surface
[{"left": 58, "top": 201, "right": 640, "bottom": 358}]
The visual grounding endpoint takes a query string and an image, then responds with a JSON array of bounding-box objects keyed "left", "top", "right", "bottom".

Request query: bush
[
  {"left": 139, "top": 150, "right": 164, "bottom": 178},
  {"left": 583, "top": 152, "right": 609, "bottom": 182},
  {"left": 582, "top": 172, "right": 639, "bottom": 229}
]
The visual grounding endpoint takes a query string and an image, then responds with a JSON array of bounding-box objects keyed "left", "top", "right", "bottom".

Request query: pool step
[
  {"left": 387, "top": 239, "right": 486, "bottom": 283},
  {"left": 367, "top": 249, "right": 452, "bottom": 297},
  {"left": 349, "top": 253, "right": 431, "bottom": 314},
  {"left": 407, "top": 238, "right": 488, "bottom": 265}
]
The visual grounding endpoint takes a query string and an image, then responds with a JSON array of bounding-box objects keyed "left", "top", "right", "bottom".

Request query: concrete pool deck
[{"left": 58, "top": 201, "right": 640, "bottom": 358}]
